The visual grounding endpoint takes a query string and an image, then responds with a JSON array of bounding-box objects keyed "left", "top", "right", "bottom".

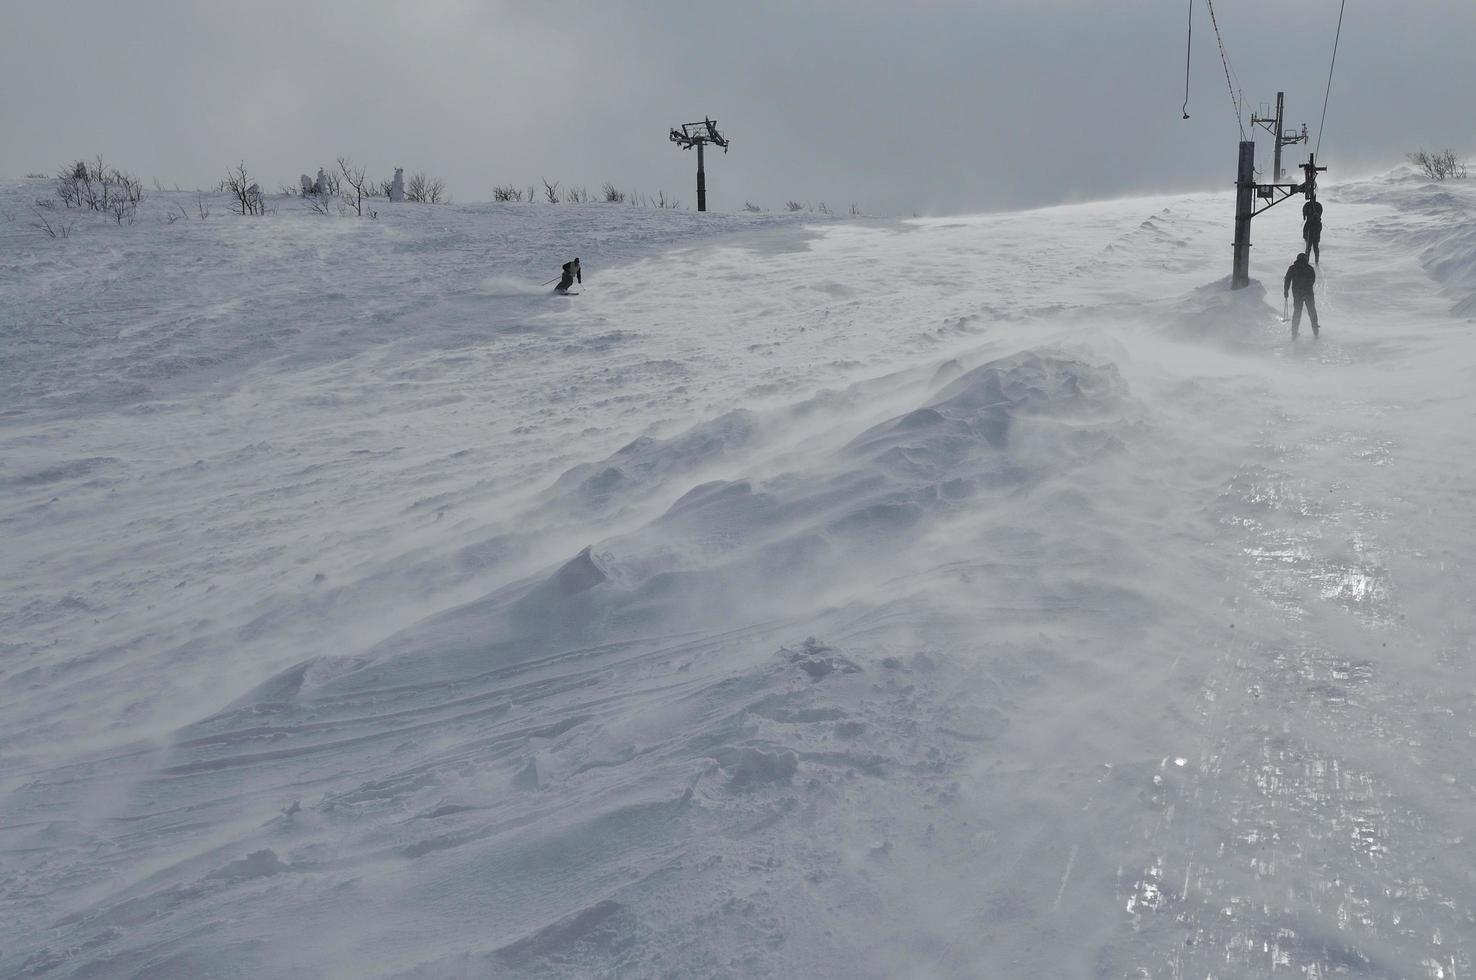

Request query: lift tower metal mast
[
  {"left": 669, "top": 118, "right": 730, "bottom": 212},
  {"left": 1250, "top": 92, "right": 1309, "bottom": 181},
  {"left": 1231, "top": 143, "right": 1325, "bottom": 290}
]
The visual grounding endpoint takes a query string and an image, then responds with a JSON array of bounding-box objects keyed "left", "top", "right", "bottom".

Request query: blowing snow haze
[
  {"left": 2, "top": 0, "right": 1474, "bottom": 213},
  {"left": 8, "top": 2, "right": 1476, "bottom": 979}
]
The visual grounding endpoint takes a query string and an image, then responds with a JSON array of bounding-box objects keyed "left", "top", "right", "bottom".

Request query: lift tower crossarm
[{"left": 669, "top": 117, "right": 730, "bottom": 212}]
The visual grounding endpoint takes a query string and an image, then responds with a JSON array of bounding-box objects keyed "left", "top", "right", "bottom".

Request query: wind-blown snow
[{"left": 3, "top": 167, "right": 1476, "bottom": 978}]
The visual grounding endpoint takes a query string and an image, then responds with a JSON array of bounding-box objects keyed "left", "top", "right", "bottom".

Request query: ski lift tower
[
  {"left": 1231, "top": 142, "right": 1325, "bottom": 290},
  {"left": 669, "top": 117, "right": 730, "bottom": 212},
  {"left": 1249, "top": 91, "right": 1309, "bottom": 181}
]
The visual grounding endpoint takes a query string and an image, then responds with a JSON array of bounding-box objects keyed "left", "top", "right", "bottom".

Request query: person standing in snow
[
  {"left": 1284, "top": 252, "right": 1319, "bottom": 338},
  {"left": 1302, "top": 196, "right": 1324, "bottom": 265},
  {"left": 555, "top": 257, "right": 582, "bottom": 294}
]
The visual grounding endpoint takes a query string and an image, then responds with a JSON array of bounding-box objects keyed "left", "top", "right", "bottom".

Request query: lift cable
[
  {"left": 1204, "top": 0, "right": 1246, "bottom": 139},
  {"left": 1314, "top": 0, "right": 1347, "bottom": 157}
]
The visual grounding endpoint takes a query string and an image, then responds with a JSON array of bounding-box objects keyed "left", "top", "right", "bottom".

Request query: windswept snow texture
[{"left": 4, "top": 168, "right": 1476, "bottom": 979}]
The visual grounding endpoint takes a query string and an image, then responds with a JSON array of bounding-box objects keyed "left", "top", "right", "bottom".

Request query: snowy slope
[{"left": 3, "top": 169, "right": 1476, "bottom": 979}]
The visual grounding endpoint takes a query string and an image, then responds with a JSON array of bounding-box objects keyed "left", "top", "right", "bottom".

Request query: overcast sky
[{"left": 3, "top": 0, "right": 1473, "bottom": 215}]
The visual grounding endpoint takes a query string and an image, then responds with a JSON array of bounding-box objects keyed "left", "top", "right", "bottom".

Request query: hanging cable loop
[{"left": 1181, "top": 0, "right": 1193, "bottom": 119}]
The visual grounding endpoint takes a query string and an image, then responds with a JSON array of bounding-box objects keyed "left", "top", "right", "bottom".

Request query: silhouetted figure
[
  {"left": 1284, "top": 252, "right": 1319, "bottom": 338},
  {"left": 555, "top": 257, "right": 582, "bottom": 294},
  {"left": 1302, "top": 197, "right": 1324, "bottom": 265}
]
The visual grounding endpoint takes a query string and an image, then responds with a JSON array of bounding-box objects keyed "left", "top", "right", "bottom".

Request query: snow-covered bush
[
  {"left": 602, "top": 183, "right": 625, "bottom": 203},
  {"left": 493, "top": 185, "right": 524, "bottom": 201}
]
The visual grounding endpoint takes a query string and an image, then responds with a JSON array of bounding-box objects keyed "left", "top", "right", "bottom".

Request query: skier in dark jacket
[
  {"left": 1283, "top": 252, "right": 1318, "bottom": 338},
  {"left": 555, "top": 257, "right": 582, "bottom": 294},
  {"left": 1302, "top": 197, "right": 1323, "bottom": 265}
]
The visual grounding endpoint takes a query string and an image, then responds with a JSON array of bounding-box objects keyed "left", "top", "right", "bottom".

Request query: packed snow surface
[{"left": 4, "top": 168, "right": 1476, "bottom": 978}]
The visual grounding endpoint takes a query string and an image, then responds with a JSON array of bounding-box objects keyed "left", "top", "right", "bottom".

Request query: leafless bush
[
  {"left": 375, "top": 178, "right": 394, "bottom": 197},
  {"left": 277, "top": 182, "right": 300, "bottom": 197},
  {"left": 743, "top": 201, "right": 761, "bottom": 212},
  {"left": 849, "top": 203, "right": 861, "bottom": 217},
  {"left": 526, "top": 184, "right": 536, "bottom": 204},
  {"left": 541, "top": 177, "right": 561, "bottom": 203},
  {"left": 568, "top": 185, "right": 590, "bottom": 203},
  {"left": 601, "top": 182, "right": 625, "bottom": 203},
  {"left": 816, "top": 201, "right": 830, "bottom": 215},
  {"left": 493, "top": 184, "right": 524, "bottom": 201},
  {"left": 31, "top": 206, "right": 74, "bottom": 238},
  {"left": 405, "top": 170, "right": 447, "bottom": 203},
  {"left": 33, "top": 197, "right": 57, "bottom": 211},
  {"left": 337, "top": 156, "right": 372, "bottom": 216},
  {"left": 196, "top": 192, "right": 211, "bottom": 220},
  {"left": 224, "top": 162, "right": 267, "bottom": 216},
  {"left": 54, "top": 156, "right": 144, "bottom": 215},
  {"left": 304, "top": 193, "right": 336, "bottom": 216},
  {"left": 654, "top": 190, "right": 670, "bottom": 208},
  {"left": 785, "top": 200, "right": 804, "bottom": 212},
  {"left": 25, "top": 171, "right": 47, "bottom": 179},
  {"left": 164, "top": 203, "right": 190, "bottom": 224},
  {"left": 108, "top": 195, "right": 137, "bottom": 224},
  {"left": 1408, "top": 148, "right": 1468, "bottom": 181}
]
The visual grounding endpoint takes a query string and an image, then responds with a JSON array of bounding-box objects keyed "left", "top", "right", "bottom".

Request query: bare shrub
[
  {"left": 108, "top": 195, "right": 136, "bottom": 224},
  {"left": 337, "top": 156, "right": 372, "bottom": 216},
  {"left": 224, "top": 162, "right": 267, "bottom": 216},
  {"left": 816, "top": 202, "right": 830, "bottom": 215},
  {"left": 31, "top": 206, "right": 74, "bottom": 238},
  {"left": 493, "top": 184, "right": 524, "bottom": 202},
  {"left": 601, "top": 182, "right": 625, "bottom": 203},
  {"left": 654, "top": 190, "right": 669, "bottom": 208},
  {"left": 568, "top": 185, "right": 590, "bottom": 203},
  {"left": 541, "top": 177, "right": 561, "bottom": 203},
  {"left": 196, "top": 192, "right": 211, "bottom": 220},
  {"left": 375, "top": 178, "right": 394, "bottom": 197},
  {"left": 849, "top": 203, "right": 861, "bottom": 217},
  {"left": 1408, "top": 148, "right": 1468, "bottom": 181},
  {"left": 25, "top": 171, "right": 47, "bottom": 179},
  {"left": 54, "top": 156, "right": 143, "bottom": 216},
  {"left": 304, "top": 193, "right": 335, "bottom": 216},
  {"left": 277, "top": 182, "right": 301, "bottom": 197},
  {"left": 743, "top": 201, "right": 761, "bottom": 212},
  {"left": 785, "top": 200, "right": 803, "bottom": 212},
  {"left": 405, "top": 171, "right": 448, "bottom": 203},
  {"left": 164, "top": 203, "right": 190, "bottom": 224}
]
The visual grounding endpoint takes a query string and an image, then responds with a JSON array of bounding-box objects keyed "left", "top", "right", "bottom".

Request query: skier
[
  {"left": 1302, "top": 196, "right": 1324, "bottom": 265},
  {"left": 1283, "top": 252, "right": 1319, "bottom": 338},
  {"left": 555, "top": 257, "right": 582, "bottom": 294}
]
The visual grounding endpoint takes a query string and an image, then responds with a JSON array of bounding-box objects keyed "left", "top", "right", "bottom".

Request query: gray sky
[{"left": 3, "top": 0, "right": 1473, "bottom": 215}]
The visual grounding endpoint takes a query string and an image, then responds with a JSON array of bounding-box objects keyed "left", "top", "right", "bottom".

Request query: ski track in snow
[{"left": 2, "top": 170, "right": 1476, "bottom": 978}]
